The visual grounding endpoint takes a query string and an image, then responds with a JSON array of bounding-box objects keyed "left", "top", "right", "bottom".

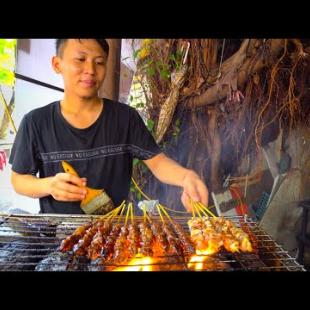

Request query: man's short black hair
[{"left": 56, "top": 39, "right": 109, "bottom": 57}]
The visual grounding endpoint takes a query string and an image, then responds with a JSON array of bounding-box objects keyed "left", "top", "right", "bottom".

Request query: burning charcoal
[
  {"left": 88, "top": 258, "right": 106, "bottom": 271},
  {"left": 67, "top": 255, "right": 90, "bottom": 271},
  {"left": 35, "top": 252, "right": 72, "bottom": 271}
]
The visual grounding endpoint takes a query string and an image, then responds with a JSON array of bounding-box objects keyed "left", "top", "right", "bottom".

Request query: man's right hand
[{"left": 49, "top": 173, "right": 87, "bottom": 202}]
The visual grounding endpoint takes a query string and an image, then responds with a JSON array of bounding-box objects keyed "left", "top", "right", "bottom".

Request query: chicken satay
[
  {"left": 60, "top": 222, "right": 92, "bottom": 252},
  {"left": 188, "top": 218, "right": 222, "bottom": 253},
  {"left": 170, "top": 221, "right": 195, "bottom": 255},
  {"left": 150, "top": 221, "right": 169, "bottom": 255},
  {"left": 229, "top": 226, "right": 253, "bottom": 252},
  {"left": 73, "top": 223, "right": 100, "bottom": 256},
  {"left": 138, "top": 222, "right": 154, "bottom": 257},
  {"left": 101, "top": 224, "right": 122, "bottom": 260},
  {"left": 112, "top": 226, "right": 131, "bottom": 263},
  {"left": 87, "top": 221, "right": 112, "bottom": 260},
  {"left": 127, "top": 223, "right": 140, "bottom": 257},
  {"left": 162, "top": 222, "right": 183, "bottom": 256}
]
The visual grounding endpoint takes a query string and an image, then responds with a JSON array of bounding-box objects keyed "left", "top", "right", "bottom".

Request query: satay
[
  {"left": 138, "top": 222, "right": 154, "bottom": 257},
  {"left": 87, "top": 220, "right": 112, "bottom": 260},
  {"left": 59, "top": 222, "right": 92, "bottom": 252},
  {"left": 170, "top": 221, "right": 195, "bottom": 255}
]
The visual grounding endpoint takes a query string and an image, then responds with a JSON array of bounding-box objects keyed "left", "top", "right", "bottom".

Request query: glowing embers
[
  {"left": 187, "top": 254, "right": 229, "bottom": 271},
  {"left": 114, "top": 252, "right": 153, "bottom": 271}
]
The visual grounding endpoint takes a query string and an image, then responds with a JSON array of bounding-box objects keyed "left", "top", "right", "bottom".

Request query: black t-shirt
[{"left": 9, "top": 99, "right": 161, "bottom": 214}]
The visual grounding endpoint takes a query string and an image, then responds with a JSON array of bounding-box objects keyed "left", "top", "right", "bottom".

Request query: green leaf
[
  {"left": 147, "top": 119, "right": 155, "bottom": 132},
  {"left": 137, "top": 192, "right": 142, "bottom": 200},
  {"left": 133, "top": 158, "right": 140, "bottom": 166},
  {"left": 146, "top": 66, "right": 155, "bottom": 77},
  {"left": 133, "top": 49, "right": 141, "bottom": 60}
]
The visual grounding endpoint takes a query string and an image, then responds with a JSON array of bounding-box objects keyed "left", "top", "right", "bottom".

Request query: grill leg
[{"left": 297, "top": 204, "right": 309, "bottom": 265}]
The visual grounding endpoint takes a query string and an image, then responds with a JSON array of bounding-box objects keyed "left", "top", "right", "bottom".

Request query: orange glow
[
  {"left": 188, "top": 254, "right": 208, "bottom": 271},
  {"left": 114, "top": 253, "right": 153, "bottom": 271}
]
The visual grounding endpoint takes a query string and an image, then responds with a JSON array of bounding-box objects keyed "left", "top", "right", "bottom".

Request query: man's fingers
[
  {"left": 53, "top": 189, "right": 85, "bottom": 202},
  {"left": 184, "top": 181, "right": 200, "bottom": 203},
  {"left": 61, "top": 173, "right": 86, "bottom": 187},
  {"left": 61, "top": 182, "right": 86, "bottom": 197},
  {"left": 181, "top": 191, "right": 192, "bottom": 212},
  {"left": 197, "top": 182, "right": 209, "bottom": 207}
]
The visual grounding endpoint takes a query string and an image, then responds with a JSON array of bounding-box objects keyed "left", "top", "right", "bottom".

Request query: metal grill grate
[{"left": 0, "top": 213, "right": 305, "bottom": 271}]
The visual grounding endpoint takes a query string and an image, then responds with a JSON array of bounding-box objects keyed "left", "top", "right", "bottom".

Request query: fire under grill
[{"left": 0, "top": 213, "right": 305, "bottom": 271}]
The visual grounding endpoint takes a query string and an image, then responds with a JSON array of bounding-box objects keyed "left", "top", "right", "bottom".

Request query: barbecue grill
[{"left": 0, "top": 213, "right": 305, "bottom": 271}]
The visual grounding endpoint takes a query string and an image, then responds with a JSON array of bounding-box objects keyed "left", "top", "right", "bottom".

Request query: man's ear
[{"left": 52, "top": 56, "right": 61, "bottom": 74}]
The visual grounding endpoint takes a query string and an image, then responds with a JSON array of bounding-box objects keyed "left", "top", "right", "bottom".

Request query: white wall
[
  {"left": 1, "top": 39, "right": 64, "bottom": 214},
  {"left": 17, "top": 39, "right": 64, "bottom": 89}
]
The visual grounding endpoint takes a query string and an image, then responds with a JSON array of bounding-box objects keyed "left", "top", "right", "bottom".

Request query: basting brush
[{"left": 61, "top": 160, "right": 115, "bottom": 215}]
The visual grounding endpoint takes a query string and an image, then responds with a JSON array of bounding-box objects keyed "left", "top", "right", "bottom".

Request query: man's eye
[
  {"left": 96, "top": 62, "right": 104, "bottom": 65},
  {"left": 76, "top": 58, "right": 85, "bottom": 62}
]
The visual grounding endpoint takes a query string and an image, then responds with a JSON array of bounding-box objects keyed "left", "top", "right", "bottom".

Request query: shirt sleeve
[
  {"left": 128, "top": 108, "right": 162, "bottom": 160},
  {"left": 9, "top": 114, "right": 39, "bottom": 175}
]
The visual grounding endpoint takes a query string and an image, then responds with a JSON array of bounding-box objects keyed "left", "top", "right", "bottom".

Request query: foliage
[{"left": 0, "top": 39, "right": 17, "bottom": 87}]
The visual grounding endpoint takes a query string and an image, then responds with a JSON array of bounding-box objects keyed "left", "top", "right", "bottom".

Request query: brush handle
[{"left": 61, "top": 160, "right": 80, "bottom": 177}]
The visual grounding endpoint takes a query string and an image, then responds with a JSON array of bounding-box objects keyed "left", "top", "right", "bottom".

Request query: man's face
[{"left": 52, "top": 39, "right": 107, "bottom": 99}]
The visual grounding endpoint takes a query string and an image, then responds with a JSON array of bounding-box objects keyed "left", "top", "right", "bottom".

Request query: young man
[{"left": 9, "top": 39, "right": 208, "bottom": 214}]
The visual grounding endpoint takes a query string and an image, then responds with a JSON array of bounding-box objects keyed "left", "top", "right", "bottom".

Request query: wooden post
[{"left": 99, "top": 39, "right": 121, "bottom": 101}]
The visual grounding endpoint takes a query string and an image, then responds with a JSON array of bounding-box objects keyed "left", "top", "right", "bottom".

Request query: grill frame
[{"left": 0, "top": 213, "right": 306, "bottom": 271}]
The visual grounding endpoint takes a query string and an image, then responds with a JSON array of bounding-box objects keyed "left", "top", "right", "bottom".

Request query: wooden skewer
[
  {"left": 124, "top": 203, "right": 131, "bottom": 227},
  {"left": 197, "top": 202, "right": 217, "bottom": 218},
  {"left": 194, "top": 203, "right": 209, "bottom": 217},
  {"left": 130, "top": 202, "right": 134, "bottom": 224},
  {"left": 190, "top": 200, "right": 196, "bottom": 218},
  {"left": 158, "top": 204, "right": 173, "bottom": 222},
  {"left": 156, "top": 204, "right": 165, "bottom": 223},
  {"left": 117, "top": 202, "right": 127, "bottom": 223},
  {"left": 192, "top": 203, "right": 202, "bottom": 218},
  {"left": 142, "top": 205, "right": 147, "bottom": 222}
]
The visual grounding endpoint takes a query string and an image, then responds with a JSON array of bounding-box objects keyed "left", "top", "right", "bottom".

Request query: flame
[
  {"left": 188, "top": 255, "right": 208, "bottom": 271},
  {"left": 188, "top": 241, "right": 221, "bottom": 271},
  {"left": 114, "top": 252, "right": 153, "bottom": 271}
]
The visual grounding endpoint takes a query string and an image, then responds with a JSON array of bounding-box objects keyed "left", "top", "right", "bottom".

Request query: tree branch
[{"left": 185, "top": 39, "right": 285, "bottom": 108}]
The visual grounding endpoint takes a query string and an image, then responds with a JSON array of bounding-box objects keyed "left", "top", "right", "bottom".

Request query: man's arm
[
  {"left": 143, "top": 153, "right": 208, "bottom": 211},
  {"left": 11, "top": 171, "right": 87, "bottom": 201}
]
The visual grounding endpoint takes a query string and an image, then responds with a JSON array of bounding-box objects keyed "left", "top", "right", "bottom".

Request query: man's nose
[{"left": 84, "top": 60, "right": 95, "bottom": 74}]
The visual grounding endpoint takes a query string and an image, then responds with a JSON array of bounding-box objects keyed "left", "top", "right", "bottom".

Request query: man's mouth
[{"left": 80, "top": 80, "right": 96, "bottom": 87}]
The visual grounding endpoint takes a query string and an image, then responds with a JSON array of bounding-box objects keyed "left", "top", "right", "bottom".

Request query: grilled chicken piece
[
  {"left": 188, "top": 217, "right": 253, "bottom": 253},
  {"left": 127, "top": 224, "right": 140, "bottom": 257},
  {"left": 112, "top": 226, "right": 130, "bottom": 264},
  {"left": 87, "top": 221, "right": 112, "bottom": 260},
  {"left": 170, "top": 221, "right": 195, "bottom": 255},
  {"left": 138, "top": 222, "right": 154, "bottom": 257},
  {"left": 150, "top": 221, "right": 169, "bottom": 256},
  {"left": 73, "top": 223, "right": 99, "bottom": 256},
  {"left": 59, "top": 223, "right": 92, "bottom": 252},
  {"left": 162, "top": 223, "right": 183, "bottom": 255},
  {"left": 101, "top": 224, "right": 122, "bottom": 260}
]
